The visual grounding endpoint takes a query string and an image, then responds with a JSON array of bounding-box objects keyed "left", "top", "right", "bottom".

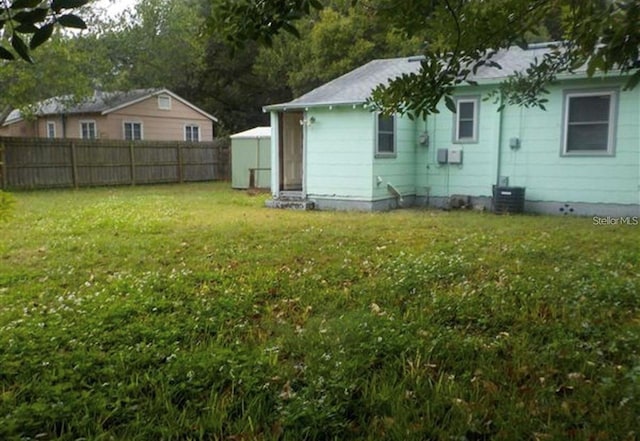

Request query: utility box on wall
[
  {"left": 437, "top": 148, "right": 448, "bottom": 164},
  {"left": 449, "top": 147, "right": 463, "bottom": 164},
  {"left": 230, "top": 126, "right": 272, "bottom": 189}
]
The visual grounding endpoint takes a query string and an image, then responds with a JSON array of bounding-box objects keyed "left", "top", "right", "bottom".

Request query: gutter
[
  {"left": 263, "top": 100, "right": 368, "bottom": 113},
  {"left": 496, "top": 93, "right": 504, "bottom": 187}
]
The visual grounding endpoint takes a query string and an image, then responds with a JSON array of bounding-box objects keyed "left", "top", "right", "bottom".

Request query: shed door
[{"left": 280, "top": 112, "right": 303, "bottom": 191}]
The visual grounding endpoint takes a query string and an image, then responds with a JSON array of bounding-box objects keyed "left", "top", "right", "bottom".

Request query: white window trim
[
  {"left": 184, "top": 124, "right": 200, "bottom": 142},
  {"left": 123, "top": 121, "right": 144, "bottom": 141},
  {"left": 374, "top": 112, "right": 397, "bottom": 158},
  {"left": 561, "top": 89, "right": 617, "bottom": 156},
  {"left": 453, "top": 96, "right": 479, "bottom": 143},
  {"left": 158, "top": 94, "right": 172, "bottom": 110},
  {"left": 46, "top": 121, "right": 56, "bottom": 138},
  {"left": 79, "top": 120, "right": 97, "bottom": 140}
]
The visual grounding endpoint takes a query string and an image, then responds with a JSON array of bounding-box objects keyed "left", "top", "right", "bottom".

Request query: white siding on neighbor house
[{"left": 304, "top": 107, "right": 375, "bottom": 200}]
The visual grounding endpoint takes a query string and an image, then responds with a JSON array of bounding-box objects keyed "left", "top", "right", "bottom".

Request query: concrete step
[{"left": 265, "top": 198, "right": 315, "bottom": 211}]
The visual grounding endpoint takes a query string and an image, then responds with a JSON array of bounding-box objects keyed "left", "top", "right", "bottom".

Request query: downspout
[
  {"left": 416, "top": 117, "right": 431, "bottom": 206},
  {"left": 426, "top": 114, "right": 433, "bottom": 206},
  {"left": 495, "top": 93, "right": 505, "bottom": 187},
  {"left": 62, "top": 113, "right": 67, "bottom": 139},
  {"left": 302, "top": 111, "right": 308, "bottom": 198}
]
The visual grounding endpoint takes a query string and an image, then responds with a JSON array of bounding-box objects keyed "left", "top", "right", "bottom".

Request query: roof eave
[
  {"left": 263, "top": 100, "right": 368, "bottom": 112},
  {"left": 460, "top": 68, "right": 626, "bottom": 87},
  {"left": 101, "top": 88, "right": 219, "bottom": 122}
]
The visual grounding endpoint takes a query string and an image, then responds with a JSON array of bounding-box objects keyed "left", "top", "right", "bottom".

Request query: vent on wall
[{"left": 158, "top": 94, "right": 172, "bottom": 110}]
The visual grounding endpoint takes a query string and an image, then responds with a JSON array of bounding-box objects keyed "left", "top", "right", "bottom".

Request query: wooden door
[{"left": 280, "top": 112, "right": 303, "bottom": 191}]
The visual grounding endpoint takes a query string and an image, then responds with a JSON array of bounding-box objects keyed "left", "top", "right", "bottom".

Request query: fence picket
[{"left": 0, "top": 137, "right": 229, "bottom": 190}]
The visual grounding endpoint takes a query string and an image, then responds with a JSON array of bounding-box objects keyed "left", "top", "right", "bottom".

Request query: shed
[{"left": 230, "top": 126, "right": 272, "bottom": 189}]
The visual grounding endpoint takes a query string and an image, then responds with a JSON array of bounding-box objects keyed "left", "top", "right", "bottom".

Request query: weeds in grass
[{"left": 1, "top": 183, "right": 639, "bottom": 440}]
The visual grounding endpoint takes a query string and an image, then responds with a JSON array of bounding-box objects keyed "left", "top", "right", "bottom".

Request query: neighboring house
[
  {"left": 0, "top": 88, "right": 218, "bottom": 142},
  {"left": 263, "top": 43, "right": 640, "bottom": 217}
]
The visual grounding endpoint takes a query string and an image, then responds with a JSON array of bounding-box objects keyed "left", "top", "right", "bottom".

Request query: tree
[
  {"left": 209, "top": 0, "right": 640, "bottom": 118},
  {"left": 0, "top": 0, "right": 90, "bottom": 62},
  {"left": 0, "top": 0, "right": 209, "bottom": 123},
  {"left": 95, "top": 0, "right": 207, "bottom": 93},
  {"left": 194, "top": 37, "right": 292, "bottom": 134},
  {"left": 0, "top": 31, "right": 116, "bottom": 117},
  {"left": 254, "top": 2, "right": 424, "bottom": 97}
]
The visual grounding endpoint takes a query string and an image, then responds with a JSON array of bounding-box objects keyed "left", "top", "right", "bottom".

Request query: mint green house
[{"left": 264, "top": 44, "right": 640, "bottom": 216}]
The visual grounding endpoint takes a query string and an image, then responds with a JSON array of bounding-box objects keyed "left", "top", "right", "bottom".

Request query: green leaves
[
  {"left": 10, "top": 0, "right": 42, "bottom": 9},
  {"left": 444, "top": 95, "right": 456, "bottom": 113},
  {"left": 29, "top": 23, "right": 54, "bottom": 50},
  {"left": 0, "top": 45, "right": 15, "bottom": 60},
  {"left": 57, "top": 14, "right": 87, "bottom": 29},
  {"left": 208, "top": 0, "right": 324, "bottom": 50},
  {"left": 215, "top": 0, "right": 640, "bottom": 118},
  {"left": 0, "top": 0, "right": 88, "bottom": 62},
  {"left": 51, "top": 0, "right": 90, "bottom": 12},
  {"left": 11, "top": 33, "right": 31, "bottom": 62}
]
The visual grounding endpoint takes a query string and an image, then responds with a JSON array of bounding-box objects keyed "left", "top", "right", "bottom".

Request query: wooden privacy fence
[{"left": 0, "top": 137, "right": 229, "bottom": 190}]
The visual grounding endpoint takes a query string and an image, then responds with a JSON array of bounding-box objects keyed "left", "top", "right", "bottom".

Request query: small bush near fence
[{"left": 0, "top": 137, "right": 230, "bottom": 190}]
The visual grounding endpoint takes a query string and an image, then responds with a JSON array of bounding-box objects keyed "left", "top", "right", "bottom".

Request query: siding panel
[{"left": 305, "top": 108, "right": 374, "bottom": 199}]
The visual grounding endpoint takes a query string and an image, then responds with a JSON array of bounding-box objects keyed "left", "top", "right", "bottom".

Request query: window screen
[{"left": 377, "top": 114, "right": 395, "bottom": 155}]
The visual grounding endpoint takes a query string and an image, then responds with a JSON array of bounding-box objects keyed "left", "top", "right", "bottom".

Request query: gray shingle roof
[
  {"left": 4, "top": 88, "right": 218, "bottom": 125},
  {"left": 264, "top": 57, "right": 424, "bottom": 111},
  {"left": 264, "top": 44, "right": 564, "bottom": 111}
]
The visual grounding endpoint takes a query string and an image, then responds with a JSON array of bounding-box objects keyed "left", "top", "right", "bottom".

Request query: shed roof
[
  {"left": 264, "top": 43, "right": 586, "bottom": 111},
  {"left": 3, "top": 88, "right": 218, "bottom": 126},
  {"left": 230, "top": 126, "right": 271, "bottom": 139}
]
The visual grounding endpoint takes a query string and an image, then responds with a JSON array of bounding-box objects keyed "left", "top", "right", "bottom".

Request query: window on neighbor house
[
  {"left": 158, "top": 94, "right": 172, "bottom": 110},
  {"left": 46, "top": 121, "right": 56, "bottom": 138},
  {"left": 80, "top": 121, "right": 96, "bottom": 139},
  {"left": 454, "top": 97, "right": 479, "bottom": 143},
  {"left": 376, "top": 113, "right": 396, "bottom": 156},
  {"left": 563, "top": 91, "right": 616, "bottom": 155},
  {"left": 185, "top": 125, "right": 200, "bottom": 142},
  {"left": 124, "top": 122, "right": 143, "bottom": 140}
]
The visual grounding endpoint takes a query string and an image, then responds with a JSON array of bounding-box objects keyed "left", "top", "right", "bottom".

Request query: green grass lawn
[{"left": 1, "top": 182, "right": 639, "bottom": 440}]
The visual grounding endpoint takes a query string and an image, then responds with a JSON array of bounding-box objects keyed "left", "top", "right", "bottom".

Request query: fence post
[
  {"left": 129, "top": 143, "right": 136, "bottom": 185},
  {"left": 177, "top": 143, "right": 184, "bottom": 183},
  {"left": 70, "top": 141, "right": 78, "bottom": 188},
  {"left": 0, "top": 142, "right": 6, "bottom": 190}
]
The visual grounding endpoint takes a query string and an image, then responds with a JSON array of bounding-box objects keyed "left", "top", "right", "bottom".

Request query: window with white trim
[
  {"left": 563, "top": 90, "right": 616, "bottom": 155},
  {"left": 185, "top": 124, "right": 200, "bottom": 142},
  {"left": 158, "top": 94, "right": 172, "bottom": 110},
  {"left": 124, "top": 122, "right": 143, "bottom": 140},
  {"left": 454, "top": 97, "right": 479, "bottom": 143},
  {"left": 80, "top": 121, "right": 96, "bottom": 139},
  {"left": 46, "top": 121, "right": 56, "bottom": 138},
  {"left": 376, "top": 113, "right": 396, "bottom": 156}
]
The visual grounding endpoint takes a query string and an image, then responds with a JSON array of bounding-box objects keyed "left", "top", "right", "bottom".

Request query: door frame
[{"left": 278, "top": 111, "right": 305, "bottom": 194}]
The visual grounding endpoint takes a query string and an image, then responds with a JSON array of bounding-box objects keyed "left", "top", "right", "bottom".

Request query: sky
[{"left": 92, "top": 0, "right": 140, "bottom": 17}]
